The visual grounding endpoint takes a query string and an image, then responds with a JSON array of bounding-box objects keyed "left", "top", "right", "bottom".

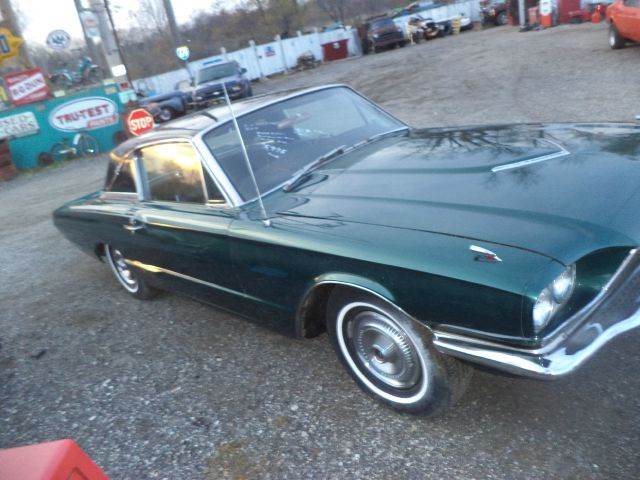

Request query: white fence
[
  {"left": 134, "top": 0, "right": 480, "bottom": 96},
  {"left": 133, "top": 28, "right": 360, "bottom": 95}
]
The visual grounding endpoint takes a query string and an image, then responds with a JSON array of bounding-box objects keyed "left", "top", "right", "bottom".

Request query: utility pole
[
  {"left": 103, "top": 0, "right": 132, "bottom": 85},
  {"left": 73, "top": 0, "right": 105, "bottom": 73},
  {"left": 161, "top": 0, "right": 192, "bottom": 83},
  {"left": 162, "top": 0, "right": 181, "bottom": 45}
]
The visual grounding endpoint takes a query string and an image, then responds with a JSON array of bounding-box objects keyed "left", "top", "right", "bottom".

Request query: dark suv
[
  {"left": 188, "top": 61, "right": 253, "bottom": 107},
  {"left": 360, "top": 17, "right": 406, "bottom": 53}
]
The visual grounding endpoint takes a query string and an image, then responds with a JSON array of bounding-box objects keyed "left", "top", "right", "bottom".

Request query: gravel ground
[{"left": 1, "top": 24, "right": 639, "bottom": 479}]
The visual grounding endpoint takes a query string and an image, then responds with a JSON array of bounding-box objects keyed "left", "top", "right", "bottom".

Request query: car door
[
  {"left": 97, "top": 152, "right": 147, "bottom": 258},
  {"left": 125, "top": 141, "right": 248, "bottom": 312},
  {"left": 618, "top": 0, "right": 640, "bottom": 39}
]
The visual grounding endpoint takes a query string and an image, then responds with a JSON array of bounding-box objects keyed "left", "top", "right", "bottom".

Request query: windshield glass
[
  {"left": 196, "top": 63, "right": 238, "bottom": 84},
  {"left": 202, "top": 87, "right": 405, "bottom": 202},
  {"left": 371, "top": 18, "right": 395, "bottom": 29}
]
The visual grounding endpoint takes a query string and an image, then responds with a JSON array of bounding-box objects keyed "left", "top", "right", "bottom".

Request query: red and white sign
[
  {"left": 49, "top": 96, "right": 118, "bottom": 132},
  {"left": 126, "top": 108, "right": 155, "bottom": 136},
  {"left": 4, "top": 68, "right": 50, "bottom": 106}
]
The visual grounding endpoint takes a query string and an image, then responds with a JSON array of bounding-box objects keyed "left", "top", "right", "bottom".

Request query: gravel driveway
[{"left": 1, "top": 24, "right": 639, "bottom": 479}]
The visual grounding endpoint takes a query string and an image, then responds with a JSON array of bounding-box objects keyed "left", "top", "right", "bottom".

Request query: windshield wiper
[
  {"left": 282, "top": 127, "right": 408, "bottom": 193},
  {"left": 283, "top": 145, "right": 347, "bottom": 192}
]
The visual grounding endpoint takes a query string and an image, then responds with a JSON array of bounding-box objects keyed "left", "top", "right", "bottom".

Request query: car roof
[{"left": 113, "top": 84, "right": 345, "bottom": 156}]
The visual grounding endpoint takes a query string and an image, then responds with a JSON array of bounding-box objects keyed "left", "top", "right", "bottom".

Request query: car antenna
[{"left": 221, "top": 82, "right": 271, "bottom": 227}]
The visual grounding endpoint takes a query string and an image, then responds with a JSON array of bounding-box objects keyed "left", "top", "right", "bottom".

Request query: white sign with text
[{"left": 49, "top": 97, "right": 118, "bottom": 132}]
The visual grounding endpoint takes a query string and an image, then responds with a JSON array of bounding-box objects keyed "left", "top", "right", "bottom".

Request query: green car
[{"left": 54, "top": 85, "right": 640, "bottom": 415}]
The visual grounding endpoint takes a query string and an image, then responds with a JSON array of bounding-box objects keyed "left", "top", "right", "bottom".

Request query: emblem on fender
[{"left": 470, "top": 245, "right": 502, "bottom": 263}]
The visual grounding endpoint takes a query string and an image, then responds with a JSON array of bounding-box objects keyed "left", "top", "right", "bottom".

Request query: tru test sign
[{"left": 49, "top": 97, "right": 118, "bottom": 132}]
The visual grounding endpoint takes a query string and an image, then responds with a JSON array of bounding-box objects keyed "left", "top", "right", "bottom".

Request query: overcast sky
[{"left": 15, "top": 0, "right": 222, "bottom": 46}]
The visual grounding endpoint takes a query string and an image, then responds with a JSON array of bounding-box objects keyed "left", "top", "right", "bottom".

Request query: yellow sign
[{"left": 0, "top": 28, "right": 23, "bottom": 63}]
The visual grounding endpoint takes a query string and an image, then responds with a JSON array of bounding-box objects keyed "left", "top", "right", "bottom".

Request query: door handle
[{"left": 123, "top": 220, "right": 145, "bottom": 233}]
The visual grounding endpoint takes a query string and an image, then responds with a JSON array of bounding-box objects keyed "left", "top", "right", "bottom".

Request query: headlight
[
  {"left": 551, "top": 264, "right": 576, "bottom": 303},
  {"left": 533, "top": 265, "right": 576, "bottom": 332}
]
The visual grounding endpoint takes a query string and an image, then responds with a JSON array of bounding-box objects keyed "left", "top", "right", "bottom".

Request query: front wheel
[
  {"left": 326, "top": 289, "right": 472, "bottom": 415},
  {"left": 609, "top": 24, "right": 626, "bottom": 49},
  {"left": 50, "top": 142, "right": 73, "bottom": 162},
  {"left": 76, "top": 134, "right": 99, "bottom": 157}
]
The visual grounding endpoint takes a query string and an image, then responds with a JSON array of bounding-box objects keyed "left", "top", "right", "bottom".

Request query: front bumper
[{"left": 433, "top": 249, "right": 640, "bottom": 379}]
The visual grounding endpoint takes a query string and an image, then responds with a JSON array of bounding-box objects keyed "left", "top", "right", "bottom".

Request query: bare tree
[{"left": 316, "top": 0, "right": 348, "bottom": 24}]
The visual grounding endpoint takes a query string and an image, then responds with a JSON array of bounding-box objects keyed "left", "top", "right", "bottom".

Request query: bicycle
[{"left": 50, "top": 132, "right": 100, "bottom": 162}]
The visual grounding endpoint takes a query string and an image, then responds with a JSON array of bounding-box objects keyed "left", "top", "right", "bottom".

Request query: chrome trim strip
[
  {"left": 491, "top": 139, "right": 570, "bottom": 173},
  {"left": 125, "top": 259, "right": 279, "bottom": 308},
  {"left": 433, "top": 248, "right": 640, "bottom": 378},
  {"left": 433, "top": 309, "right": 640, "bottom": 378}
]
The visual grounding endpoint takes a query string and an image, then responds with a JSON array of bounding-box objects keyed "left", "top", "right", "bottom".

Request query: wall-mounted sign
[
  {"left": 0, "top": 111, "right": 39, "bottom": 139},
  {"left": 49, "top": 96, "right": 118, "bottom": 131},
  {"left": 264, "top": 45, "right": 276, "bottom": 57},
  {"left": 4, "top": 68, "right": 50, "bottom": 106},
  {"left": 79, "top": 11, "right": 100, "bottom": 39},
  {"left": 46, "top": 30, "right": 71, "bottom": 50},
  {"left": 175, "top": 45, "right": 190, "bottom": 61},
  {"left": 0, "top": 28, "right": 23, "bottom": 62}
]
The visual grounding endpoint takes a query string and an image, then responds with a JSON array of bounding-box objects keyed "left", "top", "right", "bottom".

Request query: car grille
[{"left": 377, "top": 32, "right": 400, "bottom": 42}]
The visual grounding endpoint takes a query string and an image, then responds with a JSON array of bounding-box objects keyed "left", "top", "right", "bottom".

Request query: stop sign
[{"left": 126, "top": 108, "right": 155, "bottom": 136}]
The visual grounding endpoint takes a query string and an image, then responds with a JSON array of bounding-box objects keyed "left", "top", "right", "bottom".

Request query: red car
[{"left": 607, "top": 0, "right": 640, "bottom": 48}]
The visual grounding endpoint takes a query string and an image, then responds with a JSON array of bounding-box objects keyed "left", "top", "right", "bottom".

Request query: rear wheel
[
  {"left": 326, "top": 289, "right": 472, "bottom": 415},
  {"left": 158, "top": 107, "right": 175, "bottom": 122},
  {"left": 609, "top": 24, "right": 626, "bottom": 49},
  {"left": 496, "top": 11, "right": 508, "bottom": 26},
  {"left": 105, "top": 245, "right": 159, "bottom": 300}
]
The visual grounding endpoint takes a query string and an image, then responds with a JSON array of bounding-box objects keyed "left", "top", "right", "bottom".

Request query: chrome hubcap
[
  {"left": 107, "top": 247, "right": 138, "bottom": 292},
  {"left": 351, "top": 311, "right": 420, "bottom": 389}
]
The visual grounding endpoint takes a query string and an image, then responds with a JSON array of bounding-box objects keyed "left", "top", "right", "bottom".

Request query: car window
[
  {"left": 104, "top": 155, "right": 137, "bottom": 194},
  {"left": 203, "top": 87, "right": 404, "bottom": 202},
  {"left": 624, "top": 0, "right": 640, "bottom": 6},
  {"left": 139, "top": 143, "right": 220, "bottom": 204}
]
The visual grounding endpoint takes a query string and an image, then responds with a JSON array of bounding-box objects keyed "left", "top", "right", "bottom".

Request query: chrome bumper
[{"left": 433, "top": 249, "right": 640, "bottom": 379}]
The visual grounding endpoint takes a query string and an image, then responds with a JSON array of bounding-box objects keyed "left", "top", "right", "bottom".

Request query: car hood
[{"left": 273, "top": 124, "right": 640, "bottom": 264}]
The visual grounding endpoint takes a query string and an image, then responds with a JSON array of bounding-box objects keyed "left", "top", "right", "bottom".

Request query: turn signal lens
[{"left": 533, "top": 288, "right": 555, "bottom": 332}]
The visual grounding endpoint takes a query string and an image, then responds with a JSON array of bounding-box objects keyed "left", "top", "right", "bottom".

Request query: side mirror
[{"left": 239, "top": 67, "right": 247, "bottom": 74}]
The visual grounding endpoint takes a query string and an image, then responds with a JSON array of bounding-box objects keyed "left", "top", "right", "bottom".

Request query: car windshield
[
  {"left": 196, "top": 63, "right": 238, "bottom": 84},
  {"left": 371, "top": 18, "right": 395, "bottom": 29},
  {"left": 202, "top": 87, "right": 405, "bottom": 202}
]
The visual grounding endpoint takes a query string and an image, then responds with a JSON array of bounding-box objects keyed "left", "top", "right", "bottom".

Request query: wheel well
[
  {"left": 95, "top": 242, "right": 106, "bottom": 261},
  {"left": 296, "top": 282, "right": 406, "bottom": 339},
  {"left": 296, "top": 283, "right": 335, "bottom": 338}
]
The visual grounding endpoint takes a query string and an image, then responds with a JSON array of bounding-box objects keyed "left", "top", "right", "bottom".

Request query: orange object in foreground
[{"left": 0, "top": 439, "right": 108, "bottom": 480}]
